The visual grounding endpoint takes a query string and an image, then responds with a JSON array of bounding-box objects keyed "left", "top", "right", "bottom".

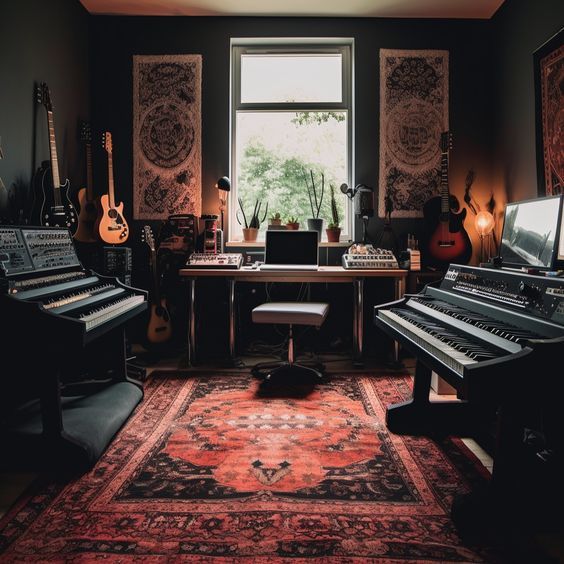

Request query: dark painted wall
[
  {"left": 89, "top": 15, "right": 494, "bottom": 263},
  {"left": 491, "top": 0, "right": 563, "bottom": 208},
  {"left": 0, "top": 0, "right": 90, "bottom": 222}
]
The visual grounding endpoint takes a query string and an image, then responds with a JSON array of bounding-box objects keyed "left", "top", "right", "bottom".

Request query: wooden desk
[{"left": 178, "top": 266, "right": 407, "bottom": 365}]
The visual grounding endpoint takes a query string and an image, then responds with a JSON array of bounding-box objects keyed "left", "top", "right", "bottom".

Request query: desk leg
[
  {"left": 228, "top": 278, "right": 236, "bottom": 361},
  {"left": 353, "top": 278, "right": 364, "bottom": 363},
  {"left": 187, "top": 279, "right": 196, "bottom": 366}
]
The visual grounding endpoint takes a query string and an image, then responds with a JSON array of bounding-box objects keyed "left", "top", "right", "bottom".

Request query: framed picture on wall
[{"left": 534, "top": 27, "right": 563, "bottom": 196}]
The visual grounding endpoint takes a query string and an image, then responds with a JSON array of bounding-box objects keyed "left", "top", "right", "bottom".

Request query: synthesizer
[
  {"left": 1, "top": 226, "right": 148, "bottom": 468},
  {"left": 342, "top": 244, "right": 399, "bottom": 269},
  {"left": 1, "top": 226, "right": 147, "bottom": 344},
  {"left": 374, "top": 263, "right": 564, "bottom": 528},
  {"left": 185, "top": 252, "right": 243, "bottom": 269}
]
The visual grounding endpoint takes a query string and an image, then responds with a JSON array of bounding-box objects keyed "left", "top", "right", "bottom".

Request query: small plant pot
[
  {"left": 242, "top": 227, "right": 259, "bottom": 242},
  {"left": 286, "top": 222, "right": 300, "bottom": 230},
  {"left": 326, "top": 227, "right": 341, "bottom": 242},
  {"left": 307, "top": 218, "right": 324, "bottom": 241}
]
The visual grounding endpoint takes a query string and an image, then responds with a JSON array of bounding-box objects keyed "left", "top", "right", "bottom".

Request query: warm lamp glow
[
  {"left": 474, "top": 211, "right": 495, "bottom": 237},
  {"left": 475, "top": 210, "right": 495, "bottom": 264}
]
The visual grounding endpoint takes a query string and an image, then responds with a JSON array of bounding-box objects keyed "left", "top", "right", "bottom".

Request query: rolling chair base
[{"left": 251, "top": 361, "right": 325, "bottom": 382}]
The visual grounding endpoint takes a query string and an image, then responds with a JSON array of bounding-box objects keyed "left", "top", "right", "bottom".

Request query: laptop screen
[{"left": 265, "top": 230, "right": 319, "bottom": 265}]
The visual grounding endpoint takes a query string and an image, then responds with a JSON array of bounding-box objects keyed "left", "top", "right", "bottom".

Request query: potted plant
[
  {"left": 286, "top": 216, "right": 300, "bottom": 230},
  {"left": 326, "top": 184, "right": 341, "bottom": 242},
  {"left": 237, "top": 197, "right": 268, "bottom": 241},
  {"left": 303, "top": 169, "right": 324, "bottom": 241},
  {"left": 268, "top": 211, "right": 285, "bottom": 230}
]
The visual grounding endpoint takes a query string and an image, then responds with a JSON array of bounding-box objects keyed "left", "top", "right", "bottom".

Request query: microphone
[{"left": 354, "top": 184, "right": 374, "bottom": 218}]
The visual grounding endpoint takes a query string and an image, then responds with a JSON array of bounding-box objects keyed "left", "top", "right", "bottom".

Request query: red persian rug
[{"left": 0, "top": 372, "right": 496, "bottom": 562}]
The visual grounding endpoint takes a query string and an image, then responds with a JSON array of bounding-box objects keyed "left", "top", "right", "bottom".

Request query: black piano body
[
  {"left": 0, "top": 226, "right": 148, "bottom": 471},
  {"left": 374, "top": 263, "right": 564, "bottom": 525}
]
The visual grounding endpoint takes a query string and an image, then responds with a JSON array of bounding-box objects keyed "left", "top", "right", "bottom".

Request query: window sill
[{"left": 226, "top": 240, "right": 352, "bottom": 248}]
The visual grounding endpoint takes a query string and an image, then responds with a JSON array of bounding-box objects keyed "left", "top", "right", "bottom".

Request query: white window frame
[{"left": 229, "top": 37, "right": 354, "bottom": 243}]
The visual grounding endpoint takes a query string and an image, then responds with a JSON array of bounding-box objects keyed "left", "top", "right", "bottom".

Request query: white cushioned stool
[{"left": 251, "top": 302, "right": 329, "bottom": 381}]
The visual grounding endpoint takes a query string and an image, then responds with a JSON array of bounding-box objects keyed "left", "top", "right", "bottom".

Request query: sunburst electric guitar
[
  {"left": 97, "top": 132, "right": 129, "bottom": 244},
  {"left": 74, "top": 122, "right": 99, "bottom": 242},
  {"left": 424, "top": 132, "right": 472, "bottom": 266},
  {"left": 32, "top": 83, "right": 78, "bottom": 232},
  {"left": 143, "top": 225, "right": 172, "bottom": 344}
]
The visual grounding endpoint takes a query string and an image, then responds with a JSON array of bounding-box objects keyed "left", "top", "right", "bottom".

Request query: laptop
[{"left": 260, "top": 230, "right": 319, "bottom": 271}]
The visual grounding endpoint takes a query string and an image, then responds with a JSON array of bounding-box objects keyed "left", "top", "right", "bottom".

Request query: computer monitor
[{"left": 499, "top": 195, "right": 564, "bottom": 270}]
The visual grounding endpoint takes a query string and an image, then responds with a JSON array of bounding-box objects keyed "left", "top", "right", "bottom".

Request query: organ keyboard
[
  {"left": 1, "top": 226, "right": 147, "bottom": 344},
  {"left": 374, "top": 263, "right": 564, "bottom": 530},
  {"left": 375, "top": 263, "right": 564, "bottom": 404},
  {"left": 0, "top": 226, "right": 147, "bottom": 469}
]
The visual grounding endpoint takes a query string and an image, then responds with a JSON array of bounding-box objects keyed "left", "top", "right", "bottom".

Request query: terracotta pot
[
  {"left": 326, "top": 227, "right": 341, "bottom": 242},
  {"left": 286, "top": 222, "right": 300, "bottom": 230},
  {"left": 242, "top": 227, "right": 259, "bottom": 242}
]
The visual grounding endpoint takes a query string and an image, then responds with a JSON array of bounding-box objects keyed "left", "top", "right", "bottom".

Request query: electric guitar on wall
[
  {"left": 31, "top": 83, "right": 78, "bottom": 233},
  {"left": 74, "top": 122, "right": 99, "bottom": 242},
  {"left": 97, "top": 131, "right": 129, "bottom": 243},
  {"left": 424, "top": 132, "right": 472, "bottom": 266},
  {"left": 143, "top": 225, "right": 172, "bottom": 344}
]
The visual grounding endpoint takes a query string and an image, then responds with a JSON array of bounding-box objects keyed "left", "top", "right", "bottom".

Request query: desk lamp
[
  {"left": 474, "top": 210, "right": 495, "bottom": 264},
  {"left": 216, "top": 176, "right": 231, "bottom": 232}
]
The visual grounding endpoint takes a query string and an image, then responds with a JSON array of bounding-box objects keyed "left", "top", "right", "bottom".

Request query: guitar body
[
  {"left": 74, "top": 187, "right": 99, "bottom": 242},
  {"left": 96, "top": 194, "right": 129, "bottom": 243},
  {"left": 424, "top": 195, "right": 472, "bottom": 265},
  {"left": 31, "top": 163, "right": 78, "bottom": 233},
  {"left": 147, "top": 298, "right": 173, "bottom": 344}
]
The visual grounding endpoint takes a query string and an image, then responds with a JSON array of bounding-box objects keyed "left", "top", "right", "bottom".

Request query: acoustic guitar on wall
[
  {"left": 97, "top": 131, "right": 128, "bottom": 244},
  {"left": 74, "top": 122, "right": 99, "bottom": 242},
  {"left": 143, "top": 225, "right": 172, "bottom": 345},
  {"left": 31, "top": 83, "right": 78, "bottom": 233},
  {"left": 423, "top": 132, "right": 472, "bottom": 266}
]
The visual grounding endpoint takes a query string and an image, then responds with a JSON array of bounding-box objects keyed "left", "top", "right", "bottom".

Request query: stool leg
[{"left": 288, "top": 324, "right": 294, "bottom": 364}]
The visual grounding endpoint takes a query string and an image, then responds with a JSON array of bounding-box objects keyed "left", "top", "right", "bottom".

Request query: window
[{"left": 230, "top": 39, "right": 353, "bottom": 242}]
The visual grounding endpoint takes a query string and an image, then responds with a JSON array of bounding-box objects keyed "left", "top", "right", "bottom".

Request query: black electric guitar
[
  {"left": 74, "top": 122, "right": 99, "bottom": 242},
  {"left": 143, "top": 225, "right": 172, "bottom": 344},
  {"left": 31, "top": 83, "right": 77, "bottom": 232},
  {"left": 424, "top": 132, "right": 472, "bottom": 266}
]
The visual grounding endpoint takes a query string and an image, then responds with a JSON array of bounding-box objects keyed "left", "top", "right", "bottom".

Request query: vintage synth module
[
  {"left": 342, "top": 244, "right": 399, "bottom": 269},
  {"left": 185, "top": 252, "right": 243, "bottom": 269}
]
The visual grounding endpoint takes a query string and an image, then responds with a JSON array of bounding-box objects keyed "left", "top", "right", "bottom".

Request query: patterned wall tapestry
[
  {"left": 133, "top": 55, "right": 202, "bottom": 220},
  {"left": 378, "top": 49, "right": 449, "bottom": 218},
  {"left": 539, "top": 41, "right": 563, "bottom": 196}
]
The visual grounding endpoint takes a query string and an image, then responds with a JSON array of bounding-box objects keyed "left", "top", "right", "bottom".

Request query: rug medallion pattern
[{"left": 0, "top": 373, "right": 492, "bottom": 562}]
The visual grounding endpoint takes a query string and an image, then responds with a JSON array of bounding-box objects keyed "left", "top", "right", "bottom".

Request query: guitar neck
[
  {"left": 85, "top": 143, "right": 93, "bottom": 200},
  {"left": 440, "top": 151, "right": 449, "bottom": 214},
  {"left": 47, "top": 110, "right": 62, "bottom": 206},
  {"left": 150, "top": 251, "right": 161, "bottom": 303},
  {"left": 107, "top": 151, "right": 116, "bottom": 209}
]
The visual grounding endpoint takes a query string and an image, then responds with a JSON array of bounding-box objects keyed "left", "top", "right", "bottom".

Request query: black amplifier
[
  {"left": 158, "top": 214, "right": 197, "bottom": 256},
  {"left": 103, "top": 246, "right": 132, "bottom": 285}
]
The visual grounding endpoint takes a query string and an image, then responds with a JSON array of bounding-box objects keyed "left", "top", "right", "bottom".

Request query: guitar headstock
[
  {"left": 80, "top": 121, "right": 92, "bottom": 144},
  {"left": 440, "top": 131, "right": 452, "bottom": 154},
  {"left": 103, "top": 131, "right": 113, "bottom": 154},
  {"left": 36, "top": 82, "right": 53, "bottom": 111},
  {"left": 142, "top": 225, "right": 156, "bottom": 253}
]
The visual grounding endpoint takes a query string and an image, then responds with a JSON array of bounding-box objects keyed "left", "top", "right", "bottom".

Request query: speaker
[
  {"left": 103, "top": 246, "right": 132, "bottom": 285},
  {"left": 158, "top": 214, "right": 197, "bottom": 256}
]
